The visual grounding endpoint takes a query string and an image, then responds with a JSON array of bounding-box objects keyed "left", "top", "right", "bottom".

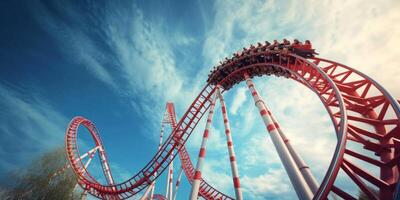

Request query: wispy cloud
[
  {"left": 29, "top": 1, "right": 118, "bottom": 89},
  {"left": 28, "top": 1, "right": 202, "bottom": 140},
  {"left": 0, "top": 83, "right": 67, "bottom": 175},
  {"left": 20, "top": 0, "right": 400, "bottom": 198},
  {"left": 198, "top": 0, "right": 400, "bottom": 198},
  {"left": 230, "top": 87, "right": 247, "bottom": 115},
  {"left": 241, "top": 169, "right": 292, "bottom": 200}
]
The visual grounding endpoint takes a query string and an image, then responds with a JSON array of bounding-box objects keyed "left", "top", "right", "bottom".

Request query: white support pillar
[
  {"left": 173, "top": 167, "right": 183, "bottom": 200},
  {"left": 268, "top": 108, "right": 319, "bottom": 194},
  {"left": 218, "top": 87, "right": 243, "bottom": 200},
  {"left": 244, "top": 72, "right": 313, "bottom": 200},
  {"left": 168, "top": 159, "right": 174, "bottom": 200},
  {"left": 165, "top": 156, "right": 171, "bottom": 197},
  {"left": 150, "top": 122, "right": 166, "bottom": 200},
  {"left": 189, "top": 90, "right": 218, "bottom": 200}
]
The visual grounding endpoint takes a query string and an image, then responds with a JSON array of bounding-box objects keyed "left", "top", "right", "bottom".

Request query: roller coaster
[{"left": 63, "top": 42, "right": 400, "bottom": 200}]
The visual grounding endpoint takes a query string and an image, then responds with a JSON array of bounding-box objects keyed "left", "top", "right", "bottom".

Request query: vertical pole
[
  {"left": 268, "top": 108, "right": 319, "bottom": 194},
  {"left": 165, "top": 162, "right": 172, "bottom": 199},
  {"left": 244, "top": 72, "right": 313, "bottom": 200},
  {"left": 189, "top": 90, "right": 218, "bottom": 200},
  {"left": 218, "top": 87, "right": 243, "bottom": 200},
  {"left": 168, "top": 160, "right": 174, "bottom": 200},
  {"left": 150, "top": 122, "right": 166, "bottom": 200},
  {"left": 173, "top": 167, "right": 183, "bottom": 200},
  {"left": 165, "top": 159, "right": 171, "bottom": 198}
]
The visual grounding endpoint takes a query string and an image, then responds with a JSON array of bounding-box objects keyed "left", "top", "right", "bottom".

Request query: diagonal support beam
[
  {"left": 173, "top": 166, "right": 183, "bottom": 200},
  {"left": 265, "top": 104, "right": 320, "bottom": 194},
  {"left": 167, "top": 160, "right": 174, "bottom": 200},
  {"left": 189, "top": 90, "right": 218, "bottom": 200},
  {"left": 217, "top": 87, "right": 243, "bottom": 200},
  {"left": 149, "top": 115, "right": 168, "bottom": 200},
  {"left": 244, "top": 72, "right": 313, "bottom": 200}
]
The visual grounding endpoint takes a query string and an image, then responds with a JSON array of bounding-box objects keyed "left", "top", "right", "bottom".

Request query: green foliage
[{"left": 0, "top": 147, "right": 84, "bottom": 200}]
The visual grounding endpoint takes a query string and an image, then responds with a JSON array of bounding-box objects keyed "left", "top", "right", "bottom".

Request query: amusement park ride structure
[{"left": 62, "top": 44, "right": 400, "bottom": 200}]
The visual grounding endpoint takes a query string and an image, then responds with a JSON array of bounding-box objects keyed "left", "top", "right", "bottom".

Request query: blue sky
[{"left": 0, "top": 0, "right": 399, "bottom": 199}]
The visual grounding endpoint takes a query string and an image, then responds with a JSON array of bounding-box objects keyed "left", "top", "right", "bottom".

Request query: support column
[
  {"left": 218, "top": 87, "right": 243, "bottom": 200},
  {"left": 168, "top": 160, "right": 174, "bottom": 200},
  {"left": 150, "top": 122, "right": 166, "bottom": 200},
  {"left": 244, "top": 72, "right": 313, "bottom": 200},
  {"left": 173, "top": 167, "right": 183, "bottom": 200},
  {"left": 189, "top": 91, "right": 218, "bottom": 200},
  {"left": 268, "top": 108, "right": 319, "bottom": 194}
]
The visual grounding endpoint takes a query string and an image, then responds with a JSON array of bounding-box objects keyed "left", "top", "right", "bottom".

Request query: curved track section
[
  {"left": 308, "top": 57, "right": 400, "bottom": 199},
  {"left": 66, "top": 47, "right": 400, "bottom": 199}
]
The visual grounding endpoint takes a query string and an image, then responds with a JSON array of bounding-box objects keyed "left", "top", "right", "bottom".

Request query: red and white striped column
[
  {"left": 189, "top": 90, "right": 218, "bottom": 200},
  {"left": 149, "top": 122, "right": 166, "bottom": 200},
  {"left": 217, "top": 87, "right": 243, "bottom": 200},
  {"left": 173, "top": 166, "right": 183, "bottom": 200},
  {"left": 244, "top": 72, "right": 313, "bottom": 200},
  {"left": 268, "top": 108, "right": 319, "bottom": 194},
  {"left": 167, "top": 159, "right": 174, "bottom": 200}
]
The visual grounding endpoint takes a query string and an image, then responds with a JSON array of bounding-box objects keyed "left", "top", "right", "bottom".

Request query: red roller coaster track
[{"left": 65, "top": 47, "right": 400, "bottom": 199}]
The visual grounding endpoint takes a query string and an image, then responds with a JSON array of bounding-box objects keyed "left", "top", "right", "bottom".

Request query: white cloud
[
  {"left": 201, "top": 159, "right": 235, "bottom": 197},
  {"left": 306, "top": 0, "right": 400, "bottom": 98},
  {"left": 200, "top": 0, "right": 399, "bottom": 198},
  {"left": 241, "top": 169, "right": 293, "bottom": 200},
  {"left": 29, "top": 1, "right": 118, "bottom": 89},
  {"left": 24, "top": 0, "right": 400, "bottom": 198},
  {"left": 29, "top": 1, "right": 203, "bottom": 141},
  {"left": 230, "top": 87, "right": 247, "bottom": 115},
  {"left": 239, "top": 133, "right": 281, "bottom": 169},
  {"left": 0, "top": 84, "right": 67, "bottom": 172},
  {"left": 204, "top": 0, "right": 400, "bottom": 98}
]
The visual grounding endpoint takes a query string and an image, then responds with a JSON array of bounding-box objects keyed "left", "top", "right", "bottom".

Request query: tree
[{"left": 0, "top": 147, "right": 85, "bottom": 200}]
